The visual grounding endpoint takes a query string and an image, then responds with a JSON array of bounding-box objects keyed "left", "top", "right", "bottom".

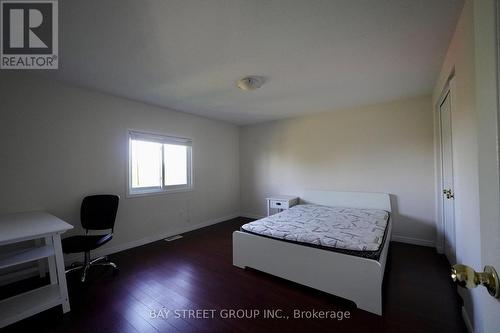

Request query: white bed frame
[{"left": 233, "top": 190, "right": 392, "bottom": 315}]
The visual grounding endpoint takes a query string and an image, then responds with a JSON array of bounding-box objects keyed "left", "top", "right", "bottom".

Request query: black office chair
[{"left": 63, "top": 195, "right": 119, "bottom": 282}]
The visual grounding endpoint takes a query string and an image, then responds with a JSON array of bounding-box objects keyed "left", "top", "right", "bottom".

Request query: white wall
[
  {"left": 240, "top": 95, "right": 436, "bottom": 245},
  {"left": 432, "top": 1, "right": 483, "bottom": 331},
  {"left": 0, "top": 72, "right": 240, "bottom": 259}
]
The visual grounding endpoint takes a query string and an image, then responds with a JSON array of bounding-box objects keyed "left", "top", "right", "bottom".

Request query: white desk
[{"left": 0, "top": 211, "right": 73, "bottom": 328}]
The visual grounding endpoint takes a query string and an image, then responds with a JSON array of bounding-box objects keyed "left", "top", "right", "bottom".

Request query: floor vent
[{"left": 164, "top": 235, "right": 183, "bottom": 242}]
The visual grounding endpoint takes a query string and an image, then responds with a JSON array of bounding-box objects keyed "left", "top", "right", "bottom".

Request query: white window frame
[{"left": 127, "top": 130, "right": 193, "bottom": 197}]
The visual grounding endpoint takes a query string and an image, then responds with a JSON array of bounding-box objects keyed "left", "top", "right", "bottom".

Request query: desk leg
[
  {"left": 45, "top": 236, "right": 57, "bottom": 284},
  {"left": 52, "top": 234, "right": 70, "bottom": 313}
]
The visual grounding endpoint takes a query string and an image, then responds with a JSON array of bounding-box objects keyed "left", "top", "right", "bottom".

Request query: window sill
[{"left": 126, "top": 187, "right": 193, "bottom": 198}]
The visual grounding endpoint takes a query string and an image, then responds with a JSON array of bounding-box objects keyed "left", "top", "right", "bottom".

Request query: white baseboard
[
  {"left": 1, "top": 213, "right": 437, "bottom": 285},
  {"left": 461, "top": 306, "right": 474, "bottom": 333},
  {"left": 391, "top": 234, "right": 435, "bottom": 248},
  {"left": 0, "top": 212, "right": 240, "bottom": 286},
  {"left": 63, "top": 212, "right": 240, "bottom": 264},
  {"left": 239, "top": 212, "right": 265, "bottom": 219}
]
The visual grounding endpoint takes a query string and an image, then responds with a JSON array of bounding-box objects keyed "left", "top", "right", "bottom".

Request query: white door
[
  {"left": 439, "top": 90, "right": 456, "bottom": 263},
  {"left": 477, "top": 1, "right": 500, "bottom": 330},
  {"left": 455, "top": 2, "right": 500, "bottom": 331}
]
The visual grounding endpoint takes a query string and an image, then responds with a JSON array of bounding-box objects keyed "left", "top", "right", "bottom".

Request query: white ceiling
[{"left": 43, "top": 0, "right": 463, "bottom": 125}]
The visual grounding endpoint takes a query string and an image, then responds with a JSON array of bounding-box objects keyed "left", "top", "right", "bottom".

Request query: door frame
[{"left": 434, "top": 76, "right": 457, "bottom": 256}]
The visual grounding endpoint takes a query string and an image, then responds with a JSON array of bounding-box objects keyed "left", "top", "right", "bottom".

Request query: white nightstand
[{"left": 266, "top": 195, "right": 299, "bottom": 216}]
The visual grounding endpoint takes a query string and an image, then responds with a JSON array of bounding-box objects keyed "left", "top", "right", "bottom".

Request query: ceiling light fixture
[{"left": 236, "top": 76, "right": 265, "bottom": 91}]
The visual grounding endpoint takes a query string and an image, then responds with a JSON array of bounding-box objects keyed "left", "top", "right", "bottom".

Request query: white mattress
[{"left": 241, "top": 204, "right": 389, "bottom": 252}]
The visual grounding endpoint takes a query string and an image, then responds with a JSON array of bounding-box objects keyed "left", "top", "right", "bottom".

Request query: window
[{"left": 128, "top": 131, "right": 192, "bottom": 196}]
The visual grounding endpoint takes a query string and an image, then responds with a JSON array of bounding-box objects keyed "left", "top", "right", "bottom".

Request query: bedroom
[{"left": 0, "top": 0, "right": 499, "bottom": 332}]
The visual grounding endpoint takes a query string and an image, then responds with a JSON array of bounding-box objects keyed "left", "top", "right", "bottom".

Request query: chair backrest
[{"left": 81, "top": 195, "right": 119, "bottom": 231}]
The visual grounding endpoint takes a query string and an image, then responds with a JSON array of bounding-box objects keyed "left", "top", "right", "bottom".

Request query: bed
[{"left": 232, "top": 190, "right": 392, "bottom": 315}]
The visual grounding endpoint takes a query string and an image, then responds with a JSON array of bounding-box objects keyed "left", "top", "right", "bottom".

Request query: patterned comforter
[{"left": 241, "top": 204, "right": 389, "bottom": 252}]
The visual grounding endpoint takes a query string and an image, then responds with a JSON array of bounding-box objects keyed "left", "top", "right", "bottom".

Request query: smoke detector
[{"left": 236, "top": 76, "right": 265, "bottom": 91}]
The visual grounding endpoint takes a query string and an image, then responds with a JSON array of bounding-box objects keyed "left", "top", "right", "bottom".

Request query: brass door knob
[{"left": 451, "top": 264, "right": 500, "bottom": 298}]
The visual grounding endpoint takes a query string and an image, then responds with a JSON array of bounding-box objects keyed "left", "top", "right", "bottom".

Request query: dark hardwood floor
[{"left": 1, "top": 217, "right": 466, "bottom": 333}]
